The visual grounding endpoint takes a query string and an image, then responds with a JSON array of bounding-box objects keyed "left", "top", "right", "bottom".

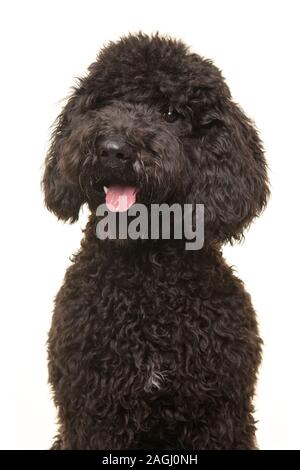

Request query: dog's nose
[{"left": 100, "top": 137, "right": 132, "bottom": 161}]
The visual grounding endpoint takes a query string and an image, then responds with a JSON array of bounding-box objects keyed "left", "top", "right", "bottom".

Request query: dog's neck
[{"left": 79, "top": 214, "right": 222, "bottom": 264}]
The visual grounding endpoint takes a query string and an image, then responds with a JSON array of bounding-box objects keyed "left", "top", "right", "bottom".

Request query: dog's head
[{"left": 43, "top": 33, "right": 269, "bottom": 242}]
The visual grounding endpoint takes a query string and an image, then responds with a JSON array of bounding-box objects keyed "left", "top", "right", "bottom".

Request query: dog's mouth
[
  {"left": 89, "top": 173, "right": 140, "bottom": 212},
  {"left": 103, "top": 185, "right": 138, "bottom": 212}
]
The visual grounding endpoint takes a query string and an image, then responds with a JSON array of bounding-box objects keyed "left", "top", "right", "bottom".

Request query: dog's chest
[{"left": 92, "top": 265, "right": 210, "bottom": 392}]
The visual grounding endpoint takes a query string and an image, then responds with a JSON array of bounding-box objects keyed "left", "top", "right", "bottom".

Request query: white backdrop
[{"left": 1, "top": 0, "right": 299, "bottom": 450}]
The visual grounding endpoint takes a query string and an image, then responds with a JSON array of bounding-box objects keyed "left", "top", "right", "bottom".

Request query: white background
[{"left": 1, "top": 0, "right": 299, "bottom": 450}]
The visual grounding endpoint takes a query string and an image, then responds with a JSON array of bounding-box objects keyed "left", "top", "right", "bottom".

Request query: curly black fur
[{"left": 42, "top": 33, "right": 269, "bottom": 450}]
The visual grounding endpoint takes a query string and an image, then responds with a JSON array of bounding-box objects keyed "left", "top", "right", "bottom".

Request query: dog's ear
[
  {"left": 192, "top": 98, "right": 269, "bottom": 242},
  {"left": 42, "top": 93, "right": 86, "bottom": 222},
  {"left": 223, "top": 101, "right": 270, "bottom": 230}
]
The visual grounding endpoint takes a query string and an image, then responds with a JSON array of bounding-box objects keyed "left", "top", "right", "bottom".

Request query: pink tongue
[{"left": 105, "top": 186, "right": 137, "bottom": 212}]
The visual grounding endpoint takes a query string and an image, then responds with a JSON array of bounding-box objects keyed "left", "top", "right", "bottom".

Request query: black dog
[{"left": 43, "top": 33, "right": 269, "bottom": 449}]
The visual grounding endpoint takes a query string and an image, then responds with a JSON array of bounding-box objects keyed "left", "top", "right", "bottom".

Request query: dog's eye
[{"left": 162, "top": 106, "right": 180, "bottom": 123}]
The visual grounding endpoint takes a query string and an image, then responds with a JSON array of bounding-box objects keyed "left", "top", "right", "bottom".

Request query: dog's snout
[{"left": 100, "top": 137, "right": 133, "bottom": 161}]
